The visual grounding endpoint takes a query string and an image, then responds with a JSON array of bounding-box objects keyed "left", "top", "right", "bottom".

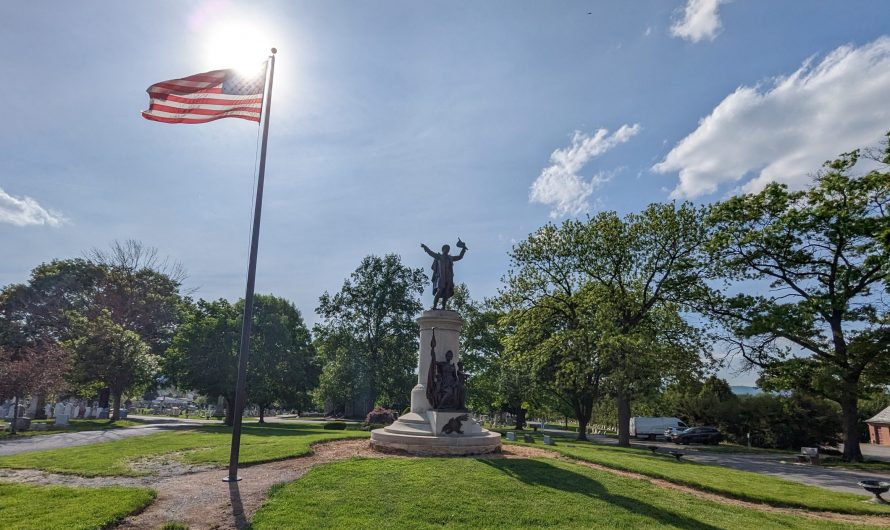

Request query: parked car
[
  {"left": 664, "top": 426, "right": 685, "bottom": 438},
  {"left": 670, "top": 426, "right": 723, "bottom": 445}
]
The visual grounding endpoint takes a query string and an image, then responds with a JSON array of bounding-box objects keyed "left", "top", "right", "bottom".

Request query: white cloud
[
  {"left": 670, "top": 0, "right": 727, "bottom": 43},
  {"left": 0, "top": 187, "right": 66, "bottom": 227},
  {"left": 654, "top": 37, "right": 890, "bottom": 199},
  {"left": 530, "top": 124, "right": 640, "bottom": 217}
]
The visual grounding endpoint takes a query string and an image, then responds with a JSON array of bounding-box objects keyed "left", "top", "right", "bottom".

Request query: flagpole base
[{"left": 223, "top": 476, "right": 242, "bottom": 482}]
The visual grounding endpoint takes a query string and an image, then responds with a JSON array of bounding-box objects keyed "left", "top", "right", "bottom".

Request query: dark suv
[{"left": 670, "top": 426, "right": 723, "bottom": 445}]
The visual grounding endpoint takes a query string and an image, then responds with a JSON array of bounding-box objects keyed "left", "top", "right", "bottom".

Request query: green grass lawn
[
  {"left": 250, "top": 457, "right": 879, "bottom": 530},
  {"left": 0, "top": 422, "right": 368, "bottom": 477},
  {"left": 512, "top": 438, "right": 889, "bottom": 515},
  {"left": 820, "top": 457, "right": 890, "bottom": 473},
  {"left": 0, "top": 418, "right": 145, "bottom": 438},
  {"left": 0, "top": 482, "right": 155, "bottom": 530}
]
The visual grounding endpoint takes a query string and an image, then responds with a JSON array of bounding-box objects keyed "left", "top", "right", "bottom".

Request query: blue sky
[{"left": 3, "top": 1, "right": 890, "bottom": 385}]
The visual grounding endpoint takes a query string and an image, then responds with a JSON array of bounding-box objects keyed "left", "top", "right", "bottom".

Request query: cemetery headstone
[
  {"left": 98, "top": 407, "right": 109, "bottom": 419},
  {"left": 54, "top": 413, "right": 70, "bottom": 427},
  {"left": 506, "top": 431, "right": 516, "bottom": 441},
  {"left": 44, "top": 404, "right": 53, "bottom": 418}
]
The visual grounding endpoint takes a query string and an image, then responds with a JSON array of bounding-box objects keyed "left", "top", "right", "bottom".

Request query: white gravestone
[
  {"left": 54, "top": 413, "right": 70, "bottom": 426},
  {"left": 63, "top": 404, "right": 73, "bottom": 417},
  {"left": 53, "top": 403, "right": 65, "bottom": 418},
  {"left": 45, "top": 404, "right": 53, "bottom": 418},
  {"left": 93, "top": 407, "right": 103, "bottom": 419}
]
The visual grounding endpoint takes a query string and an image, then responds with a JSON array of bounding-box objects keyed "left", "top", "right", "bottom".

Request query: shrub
[
  {"left": 324, "top": 421, "right": 347, "bottom": 430},
  {"left": 364, "top": 407, "right": 398, "bottom": 426},
  {"left": 362, "top": 423, "right": 386, "bottom": 431}
]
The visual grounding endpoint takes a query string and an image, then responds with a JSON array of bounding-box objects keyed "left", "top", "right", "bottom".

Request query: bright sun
[{"left": 203, "top": 21, "right": 272, "bottom": 73}]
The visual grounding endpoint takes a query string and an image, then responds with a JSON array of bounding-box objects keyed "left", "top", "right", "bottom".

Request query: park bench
[
  {"left": 668, "top": 450, "right": 684, "bottom": 461},
  {"left": 796, "top": 447, "right": 820, "bottom": 465}
]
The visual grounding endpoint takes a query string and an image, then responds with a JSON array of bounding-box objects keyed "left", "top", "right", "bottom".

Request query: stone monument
[{"left": 371, "top": 239, "right": 501, "bottom": 455}]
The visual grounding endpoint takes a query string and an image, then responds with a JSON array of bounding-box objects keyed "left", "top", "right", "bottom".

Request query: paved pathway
[{"left": 0, "top": 420, "right": 203, "bottom": 456}]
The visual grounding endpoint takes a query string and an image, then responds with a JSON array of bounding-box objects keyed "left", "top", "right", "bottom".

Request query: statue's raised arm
[{"left": 420, "top": 243, "right": 438, "bottom": 259}]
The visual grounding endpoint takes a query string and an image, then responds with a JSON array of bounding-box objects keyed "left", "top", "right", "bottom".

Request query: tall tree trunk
[
  {"left": 111, "top": 392, "right": 122, "bottom": 421},
  {"left": 98, "top": 388, "right": 110, "bottom": 409},
  {"left": 258, "top": 405, "right": 265, "bottom": 424},
  {"left": 840, "top": 389, "right": 863, "bottom": 462},
  {"left": 224, "top": 397, "right": 235, "bottom": 427},
  {"left": 574, "top": 394, "right": 594, "bottom": 442},
  {"left": 616, "top": 389, "right": 631, "bottom": 447},
  {"left": 514, "top": 408, "right": 526, "bottom": 430}
]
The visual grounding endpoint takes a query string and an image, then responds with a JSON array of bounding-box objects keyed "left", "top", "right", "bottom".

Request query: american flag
[{"left": 142, "top": 64, "right": 267, "bottom": 124}]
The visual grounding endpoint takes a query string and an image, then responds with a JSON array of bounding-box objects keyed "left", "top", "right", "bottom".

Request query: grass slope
[
  {"left": 0, "top": 423, "right": 368, "bottom": 476},
  {"left": 0, "top": 482, "right": 155, "bottom": 530},
  {"left": 251, "top": 457, "right": 879, "bottom": 530},
  {"left": 517, "top": 439, "right": 889, "bottom": 515}
]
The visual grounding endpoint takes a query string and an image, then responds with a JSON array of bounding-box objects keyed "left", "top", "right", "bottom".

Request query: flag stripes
[{"left": 142, "top": 65, "right": 266, "bottom": 124}]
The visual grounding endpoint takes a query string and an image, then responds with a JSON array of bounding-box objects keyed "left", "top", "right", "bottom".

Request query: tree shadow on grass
[{"left": 478, "top": 458, "right": 723, "bottom": 530}]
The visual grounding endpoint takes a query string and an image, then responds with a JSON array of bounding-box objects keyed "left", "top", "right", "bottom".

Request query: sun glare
[{"left": 203, "top": 21, "right": 273, "bottom": 74}]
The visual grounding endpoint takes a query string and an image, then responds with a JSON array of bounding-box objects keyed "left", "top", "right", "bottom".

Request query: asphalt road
[{"left": 0, "top": 418, "right": 208, "bottom": 456}]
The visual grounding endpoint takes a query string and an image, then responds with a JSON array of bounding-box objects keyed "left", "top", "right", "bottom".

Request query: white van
[{"left": 629, "top": 417, "right": 687, "bottom": 440}]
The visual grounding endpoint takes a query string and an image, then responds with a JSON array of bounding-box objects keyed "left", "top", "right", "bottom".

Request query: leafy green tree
[
  {"left": 1, "top": 243, "right": 183, "bottom": 411},
  {"left": 579, "top": 203, "right": 708, "bottom": 446},
  {"left": 704, "top": 146, "right": 890, "bottom": 461},
  {"left": 166, "top": 299, "right": 240, "bottom": 424},
  {"left": 65, "top": 311, "right": 157, "bottom": 419},
  {"left": 450, "top": 285, "right": 533, "bottom": 429},
  {"left": 499, "top": 222, "right": 605, "bottom": 440},
  {"left": 244, "top": 295, "right": 318, "bottom": 422},
  {"left": 314, "top": 254, "right": 425, "bottom": 415},
  {"left": 167, "top": 295, "right": 316, "bottom": 424}
]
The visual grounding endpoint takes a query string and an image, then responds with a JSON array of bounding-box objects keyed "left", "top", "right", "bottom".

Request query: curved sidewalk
[{"left": 0, "top": 419, "right": 206, "bottom": 456}]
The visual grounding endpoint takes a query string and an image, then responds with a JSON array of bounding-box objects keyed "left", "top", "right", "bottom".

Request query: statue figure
[
  {"left": 420, "top": 238, "right": 468, "bottom": 310},
  {"left": 441, "top": 414, "right": 468, "bottom": 435},
  {"left": 425, "top": 329, "right": 467, "bottom": 410}
]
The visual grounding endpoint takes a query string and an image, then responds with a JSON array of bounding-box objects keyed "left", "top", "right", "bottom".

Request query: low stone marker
[
  {"left": 522, "top": 434, "right": 535, "bottom": 443},
  {"left": 54, "top": 414, "right": 70, "bottom": 427},
  {"left": 799, "top": 447, "right": 820, "bottom": 465},
  {"left": 543, "top": 435, "right": 554, "bottom": 445},
  {"left": 506, "top": 431, "right": 516, "bottom": 441},
  {"left": 120, "top": 409, "right": 128, "bottom": 419}
]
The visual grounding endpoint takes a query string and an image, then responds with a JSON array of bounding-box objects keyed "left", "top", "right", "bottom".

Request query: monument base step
[{"left": 370, "top": 427, "right": 502, "bottom": 456}]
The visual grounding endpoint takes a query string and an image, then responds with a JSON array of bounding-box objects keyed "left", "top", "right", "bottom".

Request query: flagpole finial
[{"left": 270, "top": 47, "right": 277, "bottom": 55}]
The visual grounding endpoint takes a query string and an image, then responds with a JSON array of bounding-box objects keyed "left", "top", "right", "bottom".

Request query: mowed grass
[
  {"left": 250, "top": 457, "right": 879, "bottom": 530},
  {"left": 513, "top": 438, "right": 890, "bottom": 515},
  {"left": 0, "top": 418, "right": 145, "bottom": 438},
  {"left": 0, "top": 482, "right": 155, "bottom": 530},
  {"left": 0, "top": 423, "right": 368, "bottom": 476}
]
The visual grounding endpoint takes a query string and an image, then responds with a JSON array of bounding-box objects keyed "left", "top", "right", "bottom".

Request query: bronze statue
[
  {"left": 420, "top": 238, "right": 467, "bottom": 310},
  {"left": 442, "top": 414, "right": 468, "bottom": 435},
  {"left": 425, "top": 328, "right": 467, "bottom": 410}
]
